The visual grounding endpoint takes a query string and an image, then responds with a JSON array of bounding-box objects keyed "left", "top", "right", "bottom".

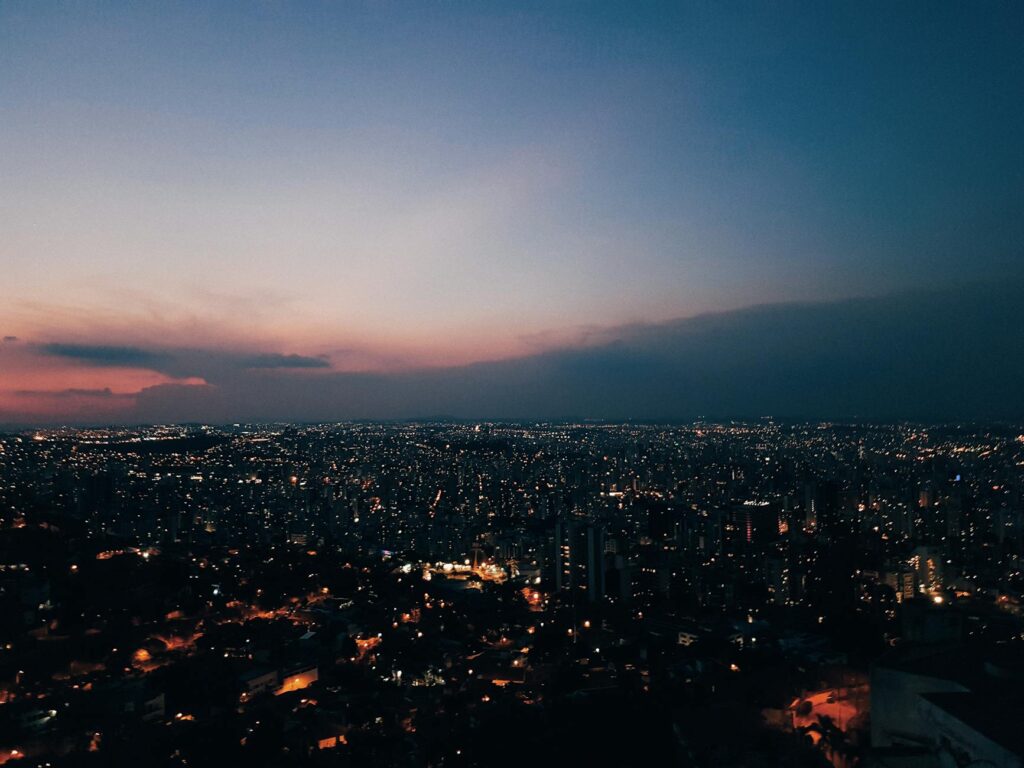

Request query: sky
[{"left": 1, "top": 1, "right": 1022, "bottom": 425}]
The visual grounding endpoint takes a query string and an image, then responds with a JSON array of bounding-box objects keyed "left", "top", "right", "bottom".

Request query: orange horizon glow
[{"left": 0, "top": 301, "right": 640, "bottom": 422}]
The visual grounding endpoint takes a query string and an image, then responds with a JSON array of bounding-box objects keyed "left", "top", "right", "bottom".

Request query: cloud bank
[
  {"left": 2, "top": 282, "right": 1022, "bottom": 426},
  {"left": 6, "top": 282, "right": 1015, "bottom": 428}
]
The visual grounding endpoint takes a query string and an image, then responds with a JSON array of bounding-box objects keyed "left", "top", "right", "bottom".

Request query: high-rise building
[{"left": 554, "top": 520, "right": 605, "bottom": 602}]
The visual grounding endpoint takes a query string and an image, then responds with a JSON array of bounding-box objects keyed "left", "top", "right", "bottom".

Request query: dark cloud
[
  {"left": 2, "top": 336, "right": 17, "bottom": 343},
  {"left": 38, "top": 343, "right": 165, "bottom": 367},
  {"left": 242, "top": 353, "right": 331, "bottom": 369},
  {"left": 122, "top": 282, "right": 1024, "bottom": 424},
  {"left": 15, "top": 387, "right": 132, "bottom": 400},
  {"left": 18, "top": 282, "right": 1024, "bottom": 426},
  {"left": 33, "top": 343, "right": 332, "bottom": 380}
]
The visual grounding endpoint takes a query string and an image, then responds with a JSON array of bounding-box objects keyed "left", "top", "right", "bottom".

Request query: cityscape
[
  {"left": 1, "top": 421, "right": 1023, "bottom": 766},
  {"left": 3, "top": 1, "right": 1023, "bottom": 766}
]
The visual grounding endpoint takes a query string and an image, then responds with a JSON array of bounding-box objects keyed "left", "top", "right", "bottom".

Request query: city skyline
[
  {"left": 3, "top": 420, "right": 1023, "bottom": 765},
  {"left": 2, "top": 2, "right": 1022, "bottom": 424}
]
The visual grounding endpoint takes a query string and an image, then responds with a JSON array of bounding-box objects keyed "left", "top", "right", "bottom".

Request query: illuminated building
[{"left": 554, "top": 520, "right": 605, "bottom": 602}]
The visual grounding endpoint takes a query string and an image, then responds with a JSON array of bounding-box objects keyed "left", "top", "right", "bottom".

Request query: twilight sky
[{"left": 2, "top": 2, "right": 1022, "bottom": 424}]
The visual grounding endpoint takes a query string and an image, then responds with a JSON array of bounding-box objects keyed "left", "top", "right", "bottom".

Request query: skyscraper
[{"left": 554, "top": 520, "right": 606, "bottom": 603}]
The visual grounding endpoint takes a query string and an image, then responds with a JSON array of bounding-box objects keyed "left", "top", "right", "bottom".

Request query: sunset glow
[{"left": 1, "top": 2, "right": 1022, "bottom": 424}]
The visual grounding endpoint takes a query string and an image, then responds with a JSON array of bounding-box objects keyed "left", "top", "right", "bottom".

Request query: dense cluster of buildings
[{"left": 0, "top": 421, "right": 1022, "bottom": 766}]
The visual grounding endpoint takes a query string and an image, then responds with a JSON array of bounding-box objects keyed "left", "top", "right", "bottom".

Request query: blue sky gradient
[{"left": 1, "top": 2, "right": 1022, "bottom": 421}]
